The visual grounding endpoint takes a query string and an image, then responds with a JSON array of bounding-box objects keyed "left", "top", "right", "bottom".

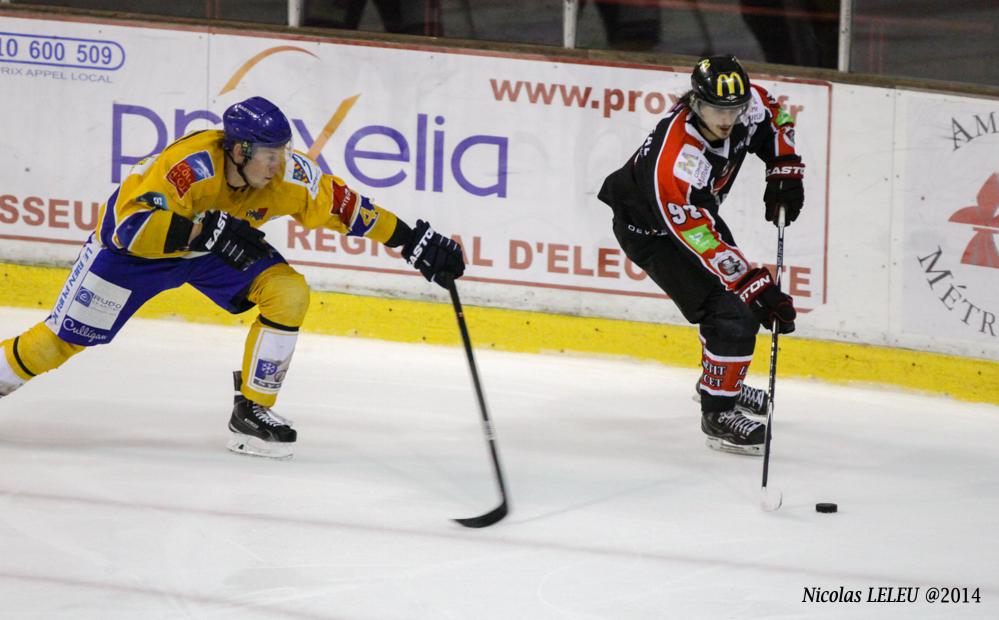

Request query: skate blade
[
  {"left": 227, "top": 433, "right": 294, "bottom": 460},
  {"left": 705, "top": 436, "right": 762, "bottom": 456}
]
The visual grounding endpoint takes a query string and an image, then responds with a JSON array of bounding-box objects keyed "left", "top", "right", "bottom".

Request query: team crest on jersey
[
  {"left": 674, "top": 144, "right": 712, "bottom": 189},
  {"left": 285, "top": 152, "right": 321, "bottom": 198},
  {"left": 165, "top": 151, "right": 214, "bottom": 198},
  {"left": 709, "top": 250, "right": 748, "bottom": 282}
]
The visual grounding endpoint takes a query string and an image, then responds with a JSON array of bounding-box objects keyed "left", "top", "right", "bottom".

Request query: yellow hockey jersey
[{"left": 95, "top": 130, "right": 399, "bottom": 258}]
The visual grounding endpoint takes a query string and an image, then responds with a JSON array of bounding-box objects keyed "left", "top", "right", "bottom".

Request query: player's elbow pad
[{"left": 164, "top": 213, "right": 194, "bottom": 253}]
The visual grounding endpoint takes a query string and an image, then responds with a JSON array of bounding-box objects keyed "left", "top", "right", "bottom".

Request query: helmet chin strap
[
  {"left": 225, "top": 141, "right": 255, "bottom": 189},
  {"left": 690, "top": 100, "right": 725, "bottom": 143},
  {"left": 689, "top": 95, "right": 742, "bottom": 143},
  {"left": 689, "top": 97, "right": 710, "bottom": 133}
]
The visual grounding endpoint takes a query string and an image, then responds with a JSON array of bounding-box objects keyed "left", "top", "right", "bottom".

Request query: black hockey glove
[
  {"left": 735, "top": 268, "right": 796, "bottom": 334},
  {"left": 189, "top": 211, "right": 270, "bottom": 271},
  {"left": 401, "top": 219, "right": 465, "bottom": 289},
  {"left": 764, "top": 154, "right": 805, "bottom": 226}
]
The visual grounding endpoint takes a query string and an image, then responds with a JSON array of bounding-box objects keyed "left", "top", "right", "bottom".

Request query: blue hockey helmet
[{"left": 222, "top": 96, "right": 292, "bottom": 155}]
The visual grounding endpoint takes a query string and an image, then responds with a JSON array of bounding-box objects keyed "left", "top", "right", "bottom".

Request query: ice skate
[
  {"left": 702, "top": 409, "right": 765, "bottom": 456},
  {"left": 232, "top": 371, "right": 293, "bottom": 425},
  {"left": 694, "top": 380, "right": 769, "bottom": 418},
  {"left": 228, "top": 394, "right": 296, "bottom": 459},
  {"left": 228, "top": 372, "right": 296, "bottom": 459}
]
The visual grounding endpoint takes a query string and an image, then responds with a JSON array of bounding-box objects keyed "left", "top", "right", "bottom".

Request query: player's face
[
  {"left": 240, "top": 145, "right": 286, "bottom": 188},
  {"left": 696, "top": 101, "right": 747, "bottom": 141}
]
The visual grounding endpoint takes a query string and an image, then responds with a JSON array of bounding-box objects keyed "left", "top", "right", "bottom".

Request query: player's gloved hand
[
  {"left": 189, "top": 211, "right": 270, "bottom": 271},
  {"left": 764, "top": 154, "right": 805, "bottom": 226},
  {"left": 735, "top": 267, "right": 796, "bottom": 334},
  {"left": 401, "top": 219, "right": 465, "bottom": 289}
]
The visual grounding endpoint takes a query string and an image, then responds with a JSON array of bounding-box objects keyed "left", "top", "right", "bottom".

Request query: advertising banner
[
  {"left": 897, "top": 91, "right": 999, "bottom": 359},
  {"left": 0, "top": 16, "right": 831, "bottom": 320},
  {"left": 0, "top": 19, "right": 208, "bottom": 264}
]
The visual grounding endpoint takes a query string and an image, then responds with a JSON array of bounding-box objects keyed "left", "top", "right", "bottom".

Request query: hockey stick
[
  {"left": 760, "top": 207, "right": 786, "bottom": 512},
  {"left": 447, "top": 278, "right": 509, "bottom": 528}
]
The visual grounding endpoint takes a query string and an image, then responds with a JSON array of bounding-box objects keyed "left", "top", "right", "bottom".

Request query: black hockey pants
[{"left": 613, "top": 219, "right": 760, "bottom": 412}]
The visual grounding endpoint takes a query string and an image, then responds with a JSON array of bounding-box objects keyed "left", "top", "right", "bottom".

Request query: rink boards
[{"left": 0, "top": 10, "right": 995, "bottom": 400}]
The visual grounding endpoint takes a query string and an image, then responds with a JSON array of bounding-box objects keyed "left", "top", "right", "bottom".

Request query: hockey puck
[{"left": 815, "top": 502, "right": 838, "bottom": 513}]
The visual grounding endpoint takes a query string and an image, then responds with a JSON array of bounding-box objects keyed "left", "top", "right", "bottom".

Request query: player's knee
[
  {"left": 701, "top": 293, "right": 759, "bottom": 348},
  {"left": 253, "top": 264, "right": 311, "bottom": 328},
  {"left": 718, "top": 311, "right": 759, "bottom": 343}
]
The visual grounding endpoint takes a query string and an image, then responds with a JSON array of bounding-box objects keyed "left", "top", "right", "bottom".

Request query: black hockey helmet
[{"left": 690, "top": 55, "right": 751, "bottom": 108}]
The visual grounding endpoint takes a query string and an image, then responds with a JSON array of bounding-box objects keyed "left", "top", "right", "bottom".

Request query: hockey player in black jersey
[{"left": 599, "top": 55, "right": 803, "bottom": 455}]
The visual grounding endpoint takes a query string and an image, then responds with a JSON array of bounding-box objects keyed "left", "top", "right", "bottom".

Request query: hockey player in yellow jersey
[{"left": 0, "top": 96, "right": 465, "bottom": 459}]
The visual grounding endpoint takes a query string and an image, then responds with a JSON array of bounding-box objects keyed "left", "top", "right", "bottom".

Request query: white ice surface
[{"left": 1, "top": 306, "right": 997, "bottom": 619}]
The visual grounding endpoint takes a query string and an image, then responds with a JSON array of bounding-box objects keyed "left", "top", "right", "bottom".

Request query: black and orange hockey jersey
[{"left": 598, "top": 83, "right": 799, "bottom": 290}]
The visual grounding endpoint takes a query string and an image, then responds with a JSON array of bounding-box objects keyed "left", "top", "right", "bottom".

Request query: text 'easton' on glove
[
  {"left": 401, "top": 219, "right": 465, "bottom": 289},
  {"left": 735, "top": 267, "right": 796, "bottom": 334},
  {"left": 189, "top": 211, "right": 270, "bottom": 271},
  {"left": 764, "top": 154, "right": 805, "bottom": 226}
]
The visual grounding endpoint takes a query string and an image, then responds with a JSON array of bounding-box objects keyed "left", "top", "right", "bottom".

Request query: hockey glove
[
  {"left": 764, "top": 154, "right": 805, "bottom": 226},
  {"left": 735, "top": 267, "right": 796, "bottom": 334},
  {"left": 189, "top": 211, "right": 270, "bottom": 271},
  {"left": 401, "top": 219, "right": 465, "bottom": 289}
]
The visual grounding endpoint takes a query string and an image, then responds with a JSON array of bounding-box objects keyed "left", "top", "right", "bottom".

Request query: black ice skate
[
  {"left": 228, "top": 371, "right": 296, "bottom": 459},
  {"left": 694, "top": 380, "right": 769, "bottom": 418},
  {"left": 701, "top": 409, "right": 765, "bottom": 456}
]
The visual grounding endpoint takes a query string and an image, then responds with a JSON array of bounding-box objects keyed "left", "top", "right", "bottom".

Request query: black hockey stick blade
[{"left": 454, "top": 500, "right": 508, "bottom": 529}]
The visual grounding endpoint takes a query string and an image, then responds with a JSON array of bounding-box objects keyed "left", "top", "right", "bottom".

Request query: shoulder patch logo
[
  {"left": 330, "top": 175, "right": 356, "bottom": 218},
  {"left": 681, "top": 224, "right": 721, "bottom": 254},
  {"left": 285, "top": 151, "right": 321, "bottom": 198},
  {"left": 165, "top": 151, "right": 215, "bottom": 198},
  {"left": 674, "top": 144, "right": 712, "bottom": 189},
  {"left": 135, "top": 192, "right": 169, "bottom": 210},
  {"left": 775, "top": 107, "right": 795, "bottom": 126},
  {"left": 709, "top": 250, "right": 748, "bottom": 282}
]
